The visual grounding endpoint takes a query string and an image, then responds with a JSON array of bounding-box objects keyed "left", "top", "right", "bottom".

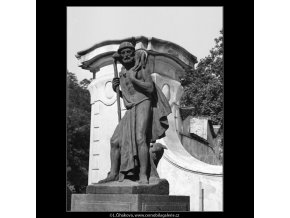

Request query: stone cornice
[
  {"left": 76, "top": 36, "right": 197, "bottom": 71},
  {"left": 76, "top": 36, "right": 146, "bottom": 57}
]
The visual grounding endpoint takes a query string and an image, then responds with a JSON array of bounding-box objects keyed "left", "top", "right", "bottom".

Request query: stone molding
[{"left": 76, "top": 36, "right": 197, "bottom": 73}]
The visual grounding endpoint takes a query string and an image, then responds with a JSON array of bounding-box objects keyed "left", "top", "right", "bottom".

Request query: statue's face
[{"left": 120, "top": 48, "right": 135, "bottom": 64}]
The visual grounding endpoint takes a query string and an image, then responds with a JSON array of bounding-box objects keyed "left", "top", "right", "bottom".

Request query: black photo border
[{"left": 37, "top": 1, "right": 253, "bottom": 217}]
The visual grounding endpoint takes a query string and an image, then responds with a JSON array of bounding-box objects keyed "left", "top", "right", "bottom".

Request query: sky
[{"left": 67, "top": 7, "right": 223, "bottom": 82}]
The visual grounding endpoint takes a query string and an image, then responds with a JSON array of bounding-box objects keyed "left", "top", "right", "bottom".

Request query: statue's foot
[
  {"left": 138, "top": 175, "right": 149, "bottom": 185},
  {"left": 97, "top": 173, "right": 119, "bottom": 184},
  {"left": 149, "top": 176, "right": 160, "bottom": 184},
  {"left": 118, "top": 173, "right": 125, "bottom": 182}
]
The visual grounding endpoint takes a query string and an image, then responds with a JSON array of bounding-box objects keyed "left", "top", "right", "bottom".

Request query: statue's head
[{"left": 117, "top": 42, "right": 135, "bottom": 65}]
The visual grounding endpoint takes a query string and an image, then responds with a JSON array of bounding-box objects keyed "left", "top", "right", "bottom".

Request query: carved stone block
[{"left": 71, "top": 193, "right": 190, "bottom": 212}]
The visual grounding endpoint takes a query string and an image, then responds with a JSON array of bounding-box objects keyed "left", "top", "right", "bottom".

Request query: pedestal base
[
  {"left": 71, "top": 194, "right": 190, "bottom": 211},
  {"left": 86, "top": 179, "right": 169, "bottom": 195}
]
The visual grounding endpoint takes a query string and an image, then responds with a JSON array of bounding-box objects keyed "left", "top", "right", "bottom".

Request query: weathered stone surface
[
  {"left": 71, "top": 194, "right": 189, "bottom": 212},
  {"left": 86, "top": 178, "right": 169, "bottom": 195}
]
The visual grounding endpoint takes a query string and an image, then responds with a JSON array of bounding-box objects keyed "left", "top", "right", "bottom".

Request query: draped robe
[{"left": 110, "top": 54, "right": 172, "bottom": 177}]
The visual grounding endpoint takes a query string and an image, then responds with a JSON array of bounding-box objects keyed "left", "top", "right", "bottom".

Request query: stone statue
[{"left": 98, "top": 42, "right": 171, "bottom": 184}]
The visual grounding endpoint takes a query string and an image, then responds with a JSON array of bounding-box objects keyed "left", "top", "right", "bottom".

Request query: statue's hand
[{"left": 112, "top": 77, "right": 120, "bottom": 92}]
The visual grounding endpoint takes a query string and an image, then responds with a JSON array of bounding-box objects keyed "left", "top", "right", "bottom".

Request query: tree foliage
[
  {"left": 180, "top": 29, "right": 223, "bottom": 125},
  {"left": 180, "top": 30, "right": 224, "bottom": 163},
  {"left": 67, "top": 71, "right": 92, "bottom": 210}
]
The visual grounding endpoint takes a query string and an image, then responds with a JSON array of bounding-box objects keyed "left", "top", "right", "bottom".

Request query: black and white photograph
[
  {"left": 9, "top": 0, "right": 290, "bottom": 217},
  {"left": 67, "top": 6, "right": 223, "bottom": 212}
]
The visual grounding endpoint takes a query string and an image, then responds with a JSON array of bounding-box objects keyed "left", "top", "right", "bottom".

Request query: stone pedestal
[
  {"left": 86, "top": 179, "right": 169, "bottom": 195},
  {"left": 71, "top": 179, "right": 189, "bottom": 211},
  {"left": 71, "top": 194, "right": 189, "bottom": 212}
]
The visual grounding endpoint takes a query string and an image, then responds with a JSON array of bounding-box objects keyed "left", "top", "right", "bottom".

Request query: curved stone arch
[{"left": 76, "top": 36, "right": 197, "bottom": 68}]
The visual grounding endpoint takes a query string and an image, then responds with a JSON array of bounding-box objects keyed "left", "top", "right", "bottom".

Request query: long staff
[{"left": 113, "top": 58, "right": 121, "bottom": 122}]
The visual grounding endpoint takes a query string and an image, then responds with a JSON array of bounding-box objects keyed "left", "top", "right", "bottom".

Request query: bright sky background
[{"left": 67, "top": 7, "right": 223, "bottom": 82}]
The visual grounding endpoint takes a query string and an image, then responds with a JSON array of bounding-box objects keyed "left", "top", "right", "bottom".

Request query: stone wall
[
  {"left": 180, "top": 117, "right": 220, "bottom": 165},
  {"left": 87, "top": 64, "right": 124, "bottom": 185},
  {"left": 181, "top": 135, "right": 220, "bottom": 165}
]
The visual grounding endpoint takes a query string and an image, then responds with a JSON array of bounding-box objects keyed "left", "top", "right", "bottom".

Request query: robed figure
[{"left": 98, "top": 42, "right": 171, "bottom": 184}]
